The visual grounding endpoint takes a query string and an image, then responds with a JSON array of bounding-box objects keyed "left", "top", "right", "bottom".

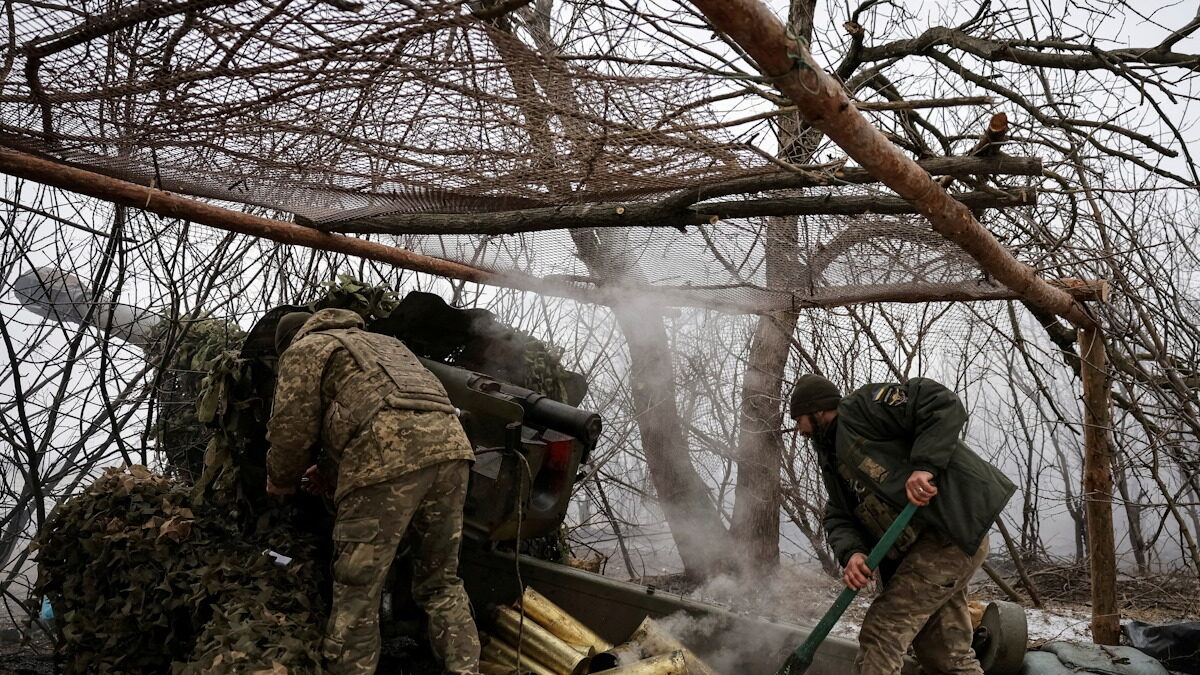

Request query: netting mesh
[
  {"left": 0, "top": 0, "right": 1015, "bottom": 313},
  {"left": 4, "top": 3, "right": 766, "bottom": 204}
]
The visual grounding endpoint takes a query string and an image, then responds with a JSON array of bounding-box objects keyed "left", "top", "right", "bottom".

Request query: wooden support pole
[
  {"left": 312, "top": 158, "right": 1041, "bottom": 235},
  {"left": 1079, "top": 324, "right": 1119, "bottom": 644},
  {"left": 0, "top": 148, "right": 1105, "bottom": 316},
  {"left": 0, "top": 148, "right": 494, "bottom": 285},
  {"left": 322, "top": 187, "right": 1037, "bottom": 236}
]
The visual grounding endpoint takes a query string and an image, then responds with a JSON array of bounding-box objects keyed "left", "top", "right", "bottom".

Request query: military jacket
[
  {"left": 814, "top": 377, "right": 1016, "bottom": 563},
  {"left": 266, "top": 308, "right": 474, "bottom": 501}
]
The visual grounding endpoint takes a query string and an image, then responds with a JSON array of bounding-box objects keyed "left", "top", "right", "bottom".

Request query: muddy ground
[{"left": 0, "top": 620, "right": 53, "bottom": 675}]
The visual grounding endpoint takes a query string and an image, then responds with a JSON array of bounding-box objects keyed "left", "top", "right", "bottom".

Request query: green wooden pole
[{"left": 775, "top": 501, "right": 920, "bottom": 675}]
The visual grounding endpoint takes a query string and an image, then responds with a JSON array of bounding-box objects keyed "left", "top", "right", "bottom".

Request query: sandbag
[{"left": 1020, "top": 641, "right": 1169, "bottom": 675}]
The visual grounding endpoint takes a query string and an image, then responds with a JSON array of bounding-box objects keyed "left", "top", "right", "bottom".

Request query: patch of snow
[
  {"left": 825, "top": 603, "right": 1096, "bottom": 645},
  {"left": 827, "top": 597, "right": 873, "bottom": 640},
  {"left": 1023, "top": 607, "right": 1094, "bottom": 643}
]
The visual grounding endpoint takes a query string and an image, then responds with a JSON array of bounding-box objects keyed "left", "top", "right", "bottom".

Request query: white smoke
[{"left": 601, "top": 565, "right": 861, "bottom": 674}]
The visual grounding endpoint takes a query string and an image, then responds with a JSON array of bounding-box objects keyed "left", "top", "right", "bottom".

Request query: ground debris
[{"left": 33, "top": 465, "right": 328, "bottom": 674}]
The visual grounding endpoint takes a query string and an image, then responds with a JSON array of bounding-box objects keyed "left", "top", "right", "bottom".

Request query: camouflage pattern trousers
[
  {"left": 323, "top": 460, "right": 480, "bottom": 675},
  {"left": 855, "top": 530, "right": 989, "bottom": 675}
]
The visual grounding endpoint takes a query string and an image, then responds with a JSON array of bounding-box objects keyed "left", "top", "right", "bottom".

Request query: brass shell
[
  {"left": 516, "top": 587, "right": 613, "bottom": 652},
  {"left": 626, "top": 617, "right": 718, "bottom": 675},
  {"left": 481, "top": 633, "right": 559, "bottom": 675},
  {"left": 599, "top": 650, "right": 688, "bottom": 675},
  {"left": 491, "top": 605, "right": 591, "bottom": 675}
]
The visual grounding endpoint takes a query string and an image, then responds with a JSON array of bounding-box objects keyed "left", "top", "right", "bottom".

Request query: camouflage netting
[
  {"left": 0, "top": 0, "right": 1031, "bottom": 314},
  {"left": 150, "top": 317, "right": 247, "bottom": 481},
  {"left": 33, "top": 465, "right": 327, "bottom": 674}
]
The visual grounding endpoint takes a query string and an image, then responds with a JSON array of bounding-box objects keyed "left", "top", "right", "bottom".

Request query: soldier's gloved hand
[
  {"left": 905, "top": 470, "right": 937, "bottom": 506},
  {"left": 843, "top": 552, "right": 874, "bottom": 590},
  {"left": 266, "top": 475, "right": 297, "bottom": 502}
]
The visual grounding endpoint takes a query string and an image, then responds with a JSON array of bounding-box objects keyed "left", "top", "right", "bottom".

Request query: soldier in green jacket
[
  {"left": 266, "top": 308, "right": 481, "bottom": 675},
  {"left": 789, "top": 374, "right": 1016, "bottom": 675}
]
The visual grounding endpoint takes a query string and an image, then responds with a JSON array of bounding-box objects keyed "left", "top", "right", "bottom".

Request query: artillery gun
[{"left": 239, "top": 293, "right": 601, "bottom": 547}]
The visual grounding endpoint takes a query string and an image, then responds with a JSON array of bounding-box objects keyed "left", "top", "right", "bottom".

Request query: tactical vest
[
  {"left": 836, "top": 460, "right": 922, "bottom": 559},
  {"left": 313, "top": 328, "right": 456, "bottom": 455}
]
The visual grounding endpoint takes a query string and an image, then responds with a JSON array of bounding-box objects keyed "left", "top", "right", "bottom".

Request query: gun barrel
[
  {"left": 419, "top": 357, "right": 601, "bottom": 449},
  {"left": 509, "top": 387, "right": 602, "bottom": 448},
  {"left": 419, "top": 357, "right": 523, "bottom": 425}
]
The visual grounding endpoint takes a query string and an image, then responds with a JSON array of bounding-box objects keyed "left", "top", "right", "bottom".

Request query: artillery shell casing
[
  {"left": 482, "top": 634, "right": 559, "bottom": 675},
  {"left": 627, "top": 617, "right": 717, "bottom": 675},
  {"left": 517, "top": 586, "right": 613, "bottom": 652},
  {"left": 597, "top": 650, "right": 688, "bottom": 674},
  {"left": 479, "top": 660, "right": 524, "bottom": 675},
  {"left": 492, "top": 605, "right": 591, "bottom": 675},
  {"left": 589, "top": 641, "right": 643, "bottom": 671}
]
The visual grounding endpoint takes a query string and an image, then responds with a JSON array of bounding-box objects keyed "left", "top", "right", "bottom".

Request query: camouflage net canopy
[
  {"left": 0, "top": 0, "right": 1036, "bottom": 313},
  {"left": 33, "top": 466, "right": 328, "bottom": 674}
]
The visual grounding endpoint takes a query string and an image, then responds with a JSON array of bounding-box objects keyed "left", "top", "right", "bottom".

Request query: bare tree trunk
[
  {"left": 617, "top": 305, "right": 731, "bottom": 577},
  {"left": 1113, "top": 446, "right": 1150, "bottom": 574},
  {"left": 730, "top": 310, "right": 795, "bottom": 572},
  {"left": 728, "top": 0, "right": 815, "bottom": 574},
  {"left": 573, "top": 228, "right": 732, "bottom": 579}
]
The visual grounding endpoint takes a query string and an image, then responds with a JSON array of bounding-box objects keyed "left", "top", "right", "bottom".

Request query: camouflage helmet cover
[{"left": 274, "top": 311, "right": 313, "bottom": 355}]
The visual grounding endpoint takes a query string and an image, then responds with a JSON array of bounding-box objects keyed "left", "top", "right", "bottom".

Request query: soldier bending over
[
  {"left": 266, "top": 308, "right": 481, "bottom": 675},
  {"left": 789, "top": 375, "right": 1015, "bottom": 675}
]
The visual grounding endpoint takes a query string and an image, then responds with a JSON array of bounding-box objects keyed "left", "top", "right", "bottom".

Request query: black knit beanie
[{"left": 789, "top": 374, "right": 842, "bottom": 419}]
